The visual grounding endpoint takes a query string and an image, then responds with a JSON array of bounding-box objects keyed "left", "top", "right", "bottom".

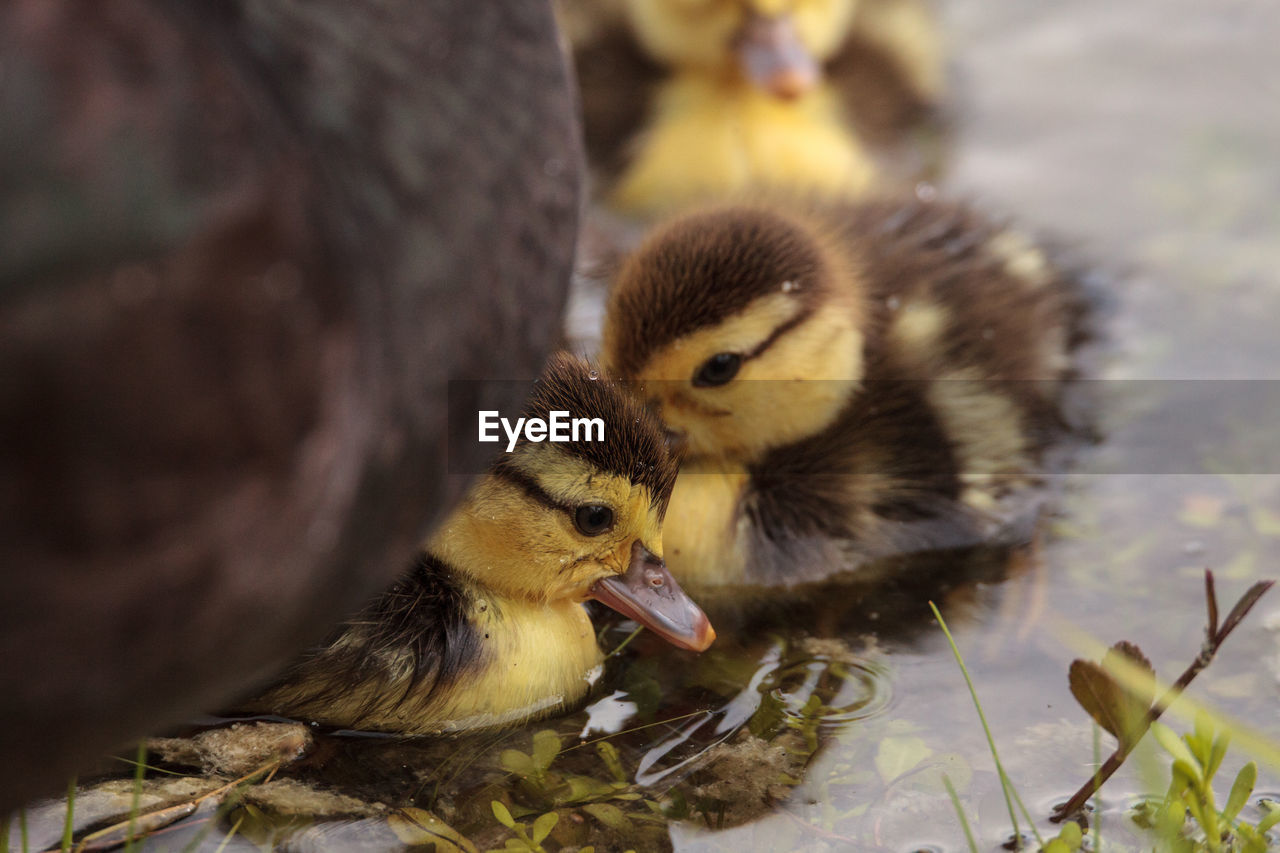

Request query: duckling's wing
[
  {"left": 244, "top": 555, "right": 484, "bottom": 730},
  {"left": 740, "top": 480, "right": 1009, "bottom": 589}
]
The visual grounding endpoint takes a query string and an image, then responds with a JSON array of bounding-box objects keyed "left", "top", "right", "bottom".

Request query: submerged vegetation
[{"left": 9, "top": 566, "right": 1275, "bottom": 852}]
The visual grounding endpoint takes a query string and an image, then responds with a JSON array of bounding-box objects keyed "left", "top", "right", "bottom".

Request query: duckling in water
[
  {"left": 247, "top": 355, "right": 713, "bottom": 733},
  {"left": 601, "top": 198, "right": 1091, "bottom": 596},
  {"left": 564, "top": 0, "right": 945, "bottom": 219}
]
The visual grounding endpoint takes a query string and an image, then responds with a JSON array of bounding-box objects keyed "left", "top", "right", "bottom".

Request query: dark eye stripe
[
  {"left": 742, "top": 304, "right": 815, "bottom": 361},
  {"left": 492, "top": 463, "right": 573, "bottom": 514}
]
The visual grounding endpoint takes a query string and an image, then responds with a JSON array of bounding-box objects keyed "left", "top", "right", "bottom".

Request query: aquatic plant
[
  {"left": 1132, "top": 714, "right": 1280, "bottom": 852},
  {"left": 1055, "top": 570, "right": 1274, "bottom": 821},
  {"left": 934, "top": 569, "right": 1277, "bottom": 853},
  {"left": 489, "top": 800, "right": 560, "bottom": 853}
]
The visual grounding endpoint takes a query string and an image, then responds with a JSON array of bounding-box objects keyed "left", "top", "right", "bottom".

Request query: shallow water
[{"left": 11, "top": 2, "right": 1280, "bottom": 851}]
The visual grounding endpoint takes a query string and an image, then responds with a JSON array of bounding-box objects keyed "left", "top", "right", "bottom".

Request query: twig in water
[{"left": 1052, "top": 570, "right": 1273, "bottom": 822}]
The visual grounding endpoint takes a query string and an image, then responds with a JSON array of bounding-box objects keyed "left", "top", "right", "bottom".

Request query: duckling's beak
[
  {"left": 590, "top": 541, "right": 716, "bottom": 652},
  {"left": 733, "top": 12, "right": 819, "bottom": 100}
]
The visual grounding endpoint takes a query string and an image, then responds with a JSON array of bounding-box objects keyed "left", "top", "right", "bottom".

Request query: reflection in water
[
  {"left": 579, "top": 690, "right": 640, "bottom": 739},
  {"left": 634, "top": 639, "right": 892, "bottom": 787}
]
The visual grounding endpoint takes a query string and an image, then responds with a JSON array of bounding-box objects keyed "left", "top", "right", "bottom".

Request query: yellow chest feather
[
  {"left": 273, "top": 599, "right": 603, "bottom": 735},
  {"left": 612, "top": 74, "right": 873, "bottom": 218},
  {"left": 662, "top": 463, "right": 752, "bottom": 589},
  {"left": 420, "top": 599, "right": 603, "bottom": 733}
]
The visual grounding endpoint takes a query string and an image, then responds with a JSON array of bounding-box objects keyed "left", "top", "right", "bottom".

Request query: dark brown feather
[
  {"left": 608, "top": 208, "right": 832, "bottom": 379},
  {"left": 252, "top": 554, "right": 487, "bottom": 725},
  {"left": 501, "top": 353, "right": 680, "bottom": 506}
]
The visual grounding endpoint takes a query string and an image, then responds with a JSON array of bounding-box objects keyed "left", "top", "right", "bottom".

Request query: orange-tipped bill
[
  {"left": 590, "top": 542, "right": 715, "bottom": 652},
  {"left": 734, "top": 12, "right": 819, "bottom": 99}
]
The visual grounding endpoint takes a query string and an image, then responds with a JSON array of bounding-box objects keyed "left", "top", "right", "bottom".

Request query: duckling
[
  {"left": 600, "top": 197, "right": 1091, "bottom": 595},
  {"left": 562, "top": 0, "right": 946, "bottom": 219},
  {"left": 245, "top": 354, "right": 713, "bottom": 734}
]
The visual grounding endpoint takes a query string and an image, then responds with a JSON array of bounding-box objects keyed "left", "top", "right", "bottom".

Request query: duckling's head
[
  {"left": 438, "top": 353, "right": 713, "bottom": 651},
  {"left": 621, "top": 0, "right": 856, "bottom": 97},
  {"left": 602, "top": 205, "right": 866, "bottom": 464}
]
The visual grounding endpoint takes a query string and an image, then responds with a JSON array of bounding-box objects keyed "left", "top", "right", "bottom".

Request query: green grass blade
[
  {"left": 211, "top": 814, "right": 244, "bottom": 853},
  {"left": 61, "top": 776, "right": 76, "bottom": 853},
  {"left": 1092, "top": 722, "right": 1103, "bottom": 852},
  {"left": 942, "top": 773, "right": 979, "bottom": 853},
  {"left": 605, "top": 625, "right": 645, "bottom": 659},
  {"left": 19, "top": 807, "right": 28, "bottom": 853},
  {"left": 1005, "top": 775, "right": 1046, "bottom": 847},
  {"left": 930, "top": 601, "right": 1044, "bottom": 849},
  {"left": 124, "top": 742, "right": 147, "bottom": 853}
]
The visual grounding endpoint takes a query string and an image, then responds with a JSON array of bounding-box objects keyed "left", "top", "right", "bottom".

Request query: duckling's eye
[
  {"left": 574, "top": 504, "right": 615, "bottom": 536},
  {"left": 692, "top": 352, "right": 741, "bottom": 387}
]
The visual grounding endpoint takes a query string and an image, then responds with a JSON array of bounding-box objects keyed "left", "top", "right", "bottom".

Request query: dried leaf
[
  {"left": 1218, "top": 580, "right": 1275, "bottom": 640},
  {"left": 389, "top": 808, "right": 478, "bottom": 853},
  {"left": 1068, "top": 642, "right": 1154, "bottom": 747},
  {"left": 1103, "top": 642, "right": 1155, "bottom": 703},
  {"left": 1069, "top": 660, "right": 1125, "bottom": 741}
]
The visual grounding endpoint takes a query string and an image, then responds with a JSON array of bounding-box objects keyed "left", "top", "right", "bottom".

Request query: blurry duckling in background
[
  {"left": 561, "top": 0, "right": 946, "bottom": 220},
  {"left": 601, "top": 196, "right": 1092, "bottom": 597},
  {"left": 247, "top": 355, "right": 713, "bottom": 734}
]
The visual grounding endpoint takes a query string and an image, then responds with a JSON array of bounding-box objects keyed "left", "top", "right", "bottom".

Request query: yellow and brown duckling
[
  {"left": 246, "top": 354, "right": 713, "bottom": 734},
  {"left": 562, "top": 0, "right": 946, "bottom": 219},
  {"left": 601, "top": 197, "right": 1091, "bottom": 595}
]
